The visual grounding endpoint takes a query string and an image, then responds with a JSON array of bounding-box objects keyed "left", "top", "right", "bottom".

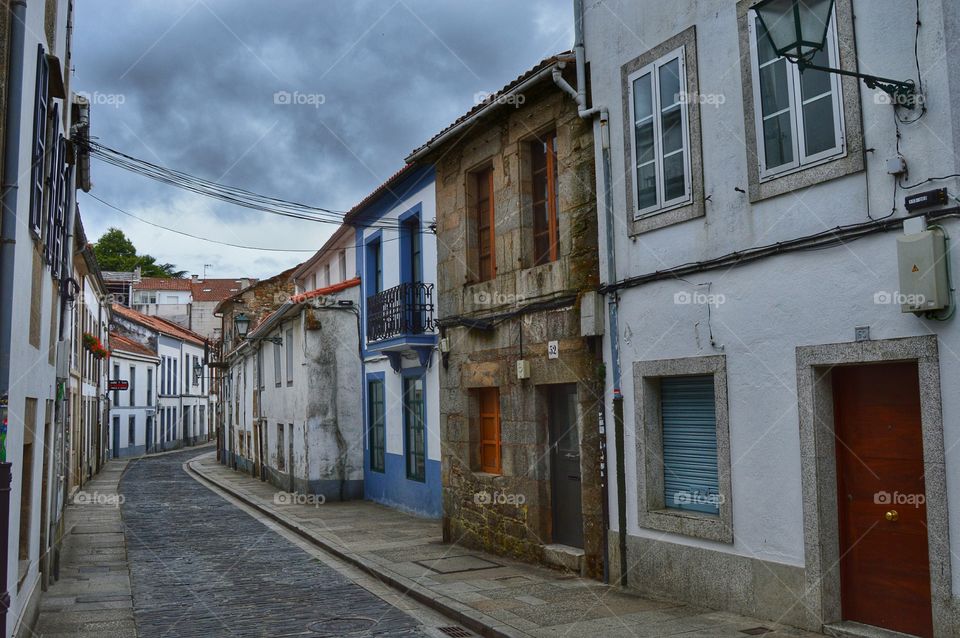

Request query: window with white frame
[
  {"left": 748, "top": 8, "right": 844, "bottom": 179},
  {"left": 628, "top": 47, "right": 691, "bottom": 218}
]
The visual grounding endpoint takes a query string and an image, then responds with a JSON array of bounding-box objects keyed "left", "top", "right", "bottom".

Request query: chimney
[
  {"left": 239, "top": 278, "right": 250, "bottom": 290},
  {"left": 191, "top": 274, "right": 199, "bottom": 284}
]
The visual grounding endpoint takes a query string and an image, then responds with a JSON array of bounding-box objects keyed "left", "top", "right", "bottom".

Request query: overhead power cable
[
  {"left": 86, "top": 193, "right": 319, "bottom": 252},
  {"left": 82, "top": 140, "right": 430, "bottom": 232}
]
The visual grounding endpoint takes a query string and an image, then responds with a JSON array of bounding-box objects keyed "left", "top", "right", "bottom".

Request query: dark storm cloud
[{"left": 73, "top": 0, "right": 573, "bottom": 278}]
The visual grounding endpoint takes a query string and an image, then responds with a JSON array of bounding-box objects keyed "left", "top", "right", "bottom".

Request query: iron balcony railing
[{"left": 366, "top": 282, "right": 436, "bottom": 343}]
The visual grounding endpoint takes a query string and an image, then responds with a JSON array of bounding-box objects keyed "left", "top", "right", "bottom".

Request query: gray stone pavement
[
  {"left": 189, "top": 452, "right": 825, "bottom": 638},
  {"left": 33, "top": 458, "right": 137, "bottom": 638}
]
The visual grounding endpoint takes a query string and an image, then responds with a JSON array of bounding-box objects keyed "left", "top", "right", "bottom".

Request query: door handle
[{"left": 885, "top": 509, "right": 899, "bottom": 522}]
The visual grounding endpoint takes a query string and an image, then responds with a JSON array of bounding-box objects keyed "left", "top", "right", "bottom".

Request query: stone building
[{"left": 407, "top": 54, "right": 604, "bottom": 577}]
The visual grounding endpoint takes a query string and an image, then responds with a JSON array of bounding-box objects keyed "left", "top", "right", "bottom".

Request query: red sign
[{"left": 108, "top": 380, "right": 129, "bottom": 391}]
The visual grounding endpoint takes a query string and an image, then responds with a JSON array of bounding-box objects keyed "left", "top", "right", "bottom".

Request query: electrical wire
[
  {"left": 83, "top": 140, "right": 428, "bottom": 232},
  {"left": 897, "top": 0, "right": 926, "bottom": 124},
  {"left": 86, "top": 193, "right": 320, "bottom": 252},
  {"left": 899, "top": 174, "right": 960, "bottom": 190}
]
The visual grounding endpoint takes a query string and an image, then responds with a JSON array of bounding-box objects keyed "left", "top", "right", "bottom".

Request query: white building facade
[
  {"left": 108, "top": 336, "right": 159, "bottom": 457},
  {"left": 582, "top": 0, "right": 960, "bottom": 635}
]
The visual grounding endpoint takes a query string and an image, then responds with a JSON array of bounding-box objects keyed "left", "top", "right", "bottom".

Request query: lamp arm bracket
[{"left": 794, "top": 59, "right": 918, "bottom": 108}]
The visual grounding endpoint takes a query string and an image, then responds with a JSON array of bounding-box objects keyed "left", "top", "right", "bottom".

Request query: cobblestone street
[{"left": 118, "top": 448, "right": 438, "bottom": 637}]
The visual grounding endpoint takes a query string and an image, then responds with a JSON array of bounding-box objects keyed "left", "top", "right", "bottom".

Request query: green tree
[{"left": 93, "top": 227, "right": 186, "bottom": 278}]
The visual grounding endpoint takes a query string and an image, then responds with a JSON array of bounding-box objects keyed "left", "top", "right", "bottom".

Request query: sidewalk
[
  {"left": 187, "top": 452, "right": 821, "bottom": 638},
  {"left": 33, "top": 459, "right": 136, "bottom": 638}
]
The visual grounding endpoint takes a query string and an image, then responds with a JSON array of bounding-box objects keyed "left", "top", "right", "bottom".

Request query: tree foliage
[{"left": 93, "top": 227, "right": 187, "bottom": 278}]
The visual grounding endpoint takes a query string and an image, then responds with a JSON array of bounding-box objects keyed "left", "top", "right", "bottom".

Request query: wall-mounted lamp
[
  {"left": 234, "top": 313, "right": 251, "bottom": 339},
  {"left": 193, "top": 359, "right": 203, "bottom": 384},
  {"left": 753, "top": 0, "right": 917, "bottom": 107}
]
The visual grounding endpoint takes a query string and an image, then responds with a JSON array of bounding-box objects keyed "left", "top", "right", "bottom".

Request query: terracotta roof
[
  {"left": 290, "top": 277, "right": 361, "bottom": 303},
  {"left": 191, "top": 278, "right": 256, "bottom": 302},
  {"left": 407, "top": 52, "right": 574, "bottom": 161},
  {"left": 111, "top": 304, "right": 206, "bottom": 346},
  {"left": 134, "top": 277, "right": 192, "bottom": 291},
  {"left": 109, "top": 332, "right": 157, "bottom": 358}
]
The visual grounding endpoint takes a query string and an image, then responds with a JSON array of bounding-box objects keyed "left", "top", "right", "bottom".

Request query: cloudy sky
[{"left": 72, "top": 0, "right": 573, "bottom": 279}]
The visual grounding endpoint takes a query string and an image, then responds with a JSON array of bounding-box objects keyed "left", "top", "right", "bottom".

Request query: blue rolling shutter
[{"left": 661, "top": 375, "right": 720, "bottom": 515}]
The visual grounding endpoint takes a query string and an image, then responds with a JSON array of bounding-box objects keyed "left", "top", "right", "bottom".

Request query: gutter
[
  {"left": 554, "top": 0, "right": 626, "bottom": 588},
  {"left": 405, "top": 56, "right": 575, "bottom": 164}
]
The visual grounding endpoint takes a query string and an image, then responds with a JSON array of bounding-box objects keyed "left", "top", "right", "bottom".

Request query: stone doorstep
[
  {"left": 540, "top": 544, "right": 584, "bottom": 576},
  {"left": 823, "top": 621, "right": 920, "bottom": 638},
  {"left": 185, "top": 458, "right": 529, "bottom": 638}
]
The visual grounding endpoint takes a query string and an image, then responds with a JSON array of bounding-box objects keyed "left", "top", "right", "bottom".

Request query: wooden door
[{"left": 833, "top": 362, "right": 932, "bottom": 637}]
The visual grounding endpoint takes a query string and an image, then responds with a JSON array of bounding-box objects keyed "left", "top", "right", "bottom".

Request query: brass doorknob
[{"left": 885, "top": 510, "right": 899, "bottom": 522}]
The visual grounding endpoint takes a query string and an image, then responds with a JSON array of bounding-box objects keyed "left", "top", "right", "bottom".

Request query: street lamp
[
  {"left": 193, "top": 359, "right": 203, "bottom": 384},
  {"left": 753, "top": 0, "right": 918, "bottom": 107},
  {"left": 234, "top": 313, "right": 251, "bottom": 339}
]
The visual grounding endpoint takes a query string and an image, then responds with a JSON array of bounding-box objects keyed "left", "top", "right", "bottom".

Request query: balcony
[{"left": 366, "top": 282, "right": 437, "bottom": 367}]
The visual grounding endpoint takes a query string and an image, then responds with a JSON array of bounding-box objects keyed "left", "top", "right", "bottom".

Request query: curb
[{"left": 184, "top": 455, "right": 526, "bottom": 638}]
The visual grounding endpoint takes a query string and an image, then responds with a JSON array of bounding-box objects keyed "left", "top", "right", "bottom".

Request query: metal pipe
[
  {"left": 0, "top": 2, "right": 28, "bottom": 632},
  {"left": 556, "top": 0, "right": 626, "bottom": 587}
]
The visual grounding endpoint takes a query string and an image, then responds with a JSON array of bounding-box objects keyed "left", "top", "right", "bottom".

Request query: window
[
  {"left": 748, "top": 8, "right": 843, "bottom": 178},
  {"left": 172, "top": 408, "right": 177, "bottom": 439},
  {"left": 28, "top": 44, "right": 48, "bottom": 238},
  {"left": 273, "top": 340, "right": 282, "bottom": 387},
  {"left": 129, "top": 366, "right": 135, "bottom": 407},
  {"left": 113, "top": 364, "right": 120, "bottom": 404},
  {"left": 285, "top": 328, "right": 294, "bottom": 385},
  {"left": 628, "top": 47, "right": 691, "bottom": 217},
  {"left": 338, "top": 250, "right": 347, "bottom": 281},
  {"left": 173, "top": 357, "right": 178, "bottom": 395},
  {"left": 147, "top": 368, "right": 153, "bottom": 406},
  {"left": 257, "top": 347, "right": 264, "bottom": 390},
  {"left": 471, "top": 166, "right": 495, "bottom": 281},
  {"left": 277, "top": 423, "right": 285, "bottom": 471},
  {"left": 403, "top": 376, "right": 426, "bottom": 481},
  {"left": 634, "top": 355, "right": 732, "bottom": 543},
  {"left": 660, "top": 376, "right": 720, "bottom": 515},
  {"left": 367, "top": 378, "right": 385, "bottom": 473},
  {"left": 366, "top": 235, "right": 383, "bottom": 294},
  {"left": 128, "top": 416, "right": 136, "bottom": 449},
  {"left": 531, "top": 131, "right": 560, "bottom": 265},
  {"left": 476, "top": 387, "right": 501, "bottom": 474},
  {"left": 403, "top": 213, "right": 423, "bottom": 284},
  {"left": 324, "top": 263, "right": 331, "bottom": 287},
  {"left": 160, "top": 409, "right": 166, "bottom": 442}
]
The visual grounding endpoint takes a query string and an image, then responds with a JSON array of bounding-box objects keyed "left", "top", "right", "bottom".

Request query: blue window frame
[
  {"left": 367, "top": 378, "right": 385, "bottom": 473},
  {"left": 403, "top": 375, "right": 426, "bottom": 482},
  {"left": 661, "top": 375, "right": 720, "bottom": 515}
]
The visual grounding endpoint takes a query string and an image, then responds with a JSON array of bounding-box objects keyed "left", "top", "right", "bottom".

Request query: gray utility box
[{"left": 896, "top": 228, "right": 950, "bottom": 313}]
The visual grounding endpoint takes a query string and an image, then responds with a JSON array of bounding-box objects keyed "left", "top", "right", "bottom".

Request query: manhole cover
[{"left": 308, "top": 617, "right": 377, "bottom": 636}]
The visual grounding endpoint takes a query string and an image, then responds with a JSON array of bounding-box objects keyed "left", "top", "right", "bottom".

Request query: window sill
[
  {"left": 630, "top": 198, "right": 704, "bottom": 235},
  {"left": 638, "top": 507, "right": 732, "bottom": 544}
]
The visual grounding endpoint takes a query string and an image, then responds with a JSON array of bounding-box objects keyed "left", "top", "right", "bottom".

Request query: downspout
[
  {"left": 0, "top": 4, "right": 26, "bottom": 631},
  {"left": 553, "top": 0, "right": 627, "bottom": 588}
]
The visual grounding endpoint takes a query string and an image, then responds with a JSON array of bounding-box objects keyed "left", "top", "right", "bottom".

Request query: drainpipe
[
  {"left": 0, "top": 2, "right": 27, "bottom": 631},
  {"left": 553, "top": 0, "right": 627, "bottom": 588}
]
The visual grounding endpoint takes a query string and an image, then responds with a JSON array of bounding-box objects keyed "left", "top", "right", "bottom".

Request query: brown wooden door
[{"left": 833, "top": 362, "right": 932, "bottom": 637}]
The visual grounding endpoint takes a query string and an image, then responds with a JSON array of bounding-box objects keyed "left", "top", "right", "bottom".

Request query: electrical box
[
  {"left": 897, "top": 228, "right": 950, "bottom": 314},
  {"left": 516, "top": 359, "right": 530, "bottom": 380}
]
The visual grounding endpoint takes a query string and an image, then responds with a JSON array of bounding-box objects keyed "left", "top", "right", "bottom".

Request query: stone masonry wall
[{"left": 433, "top": 75, "right": 604, "bottom": 578}]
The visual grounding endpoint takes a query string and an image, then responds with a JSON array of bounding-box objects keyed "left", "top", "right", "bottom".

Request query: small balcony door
[{"left": 402, "top": 213, "right": 423, "bottom": 333}]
